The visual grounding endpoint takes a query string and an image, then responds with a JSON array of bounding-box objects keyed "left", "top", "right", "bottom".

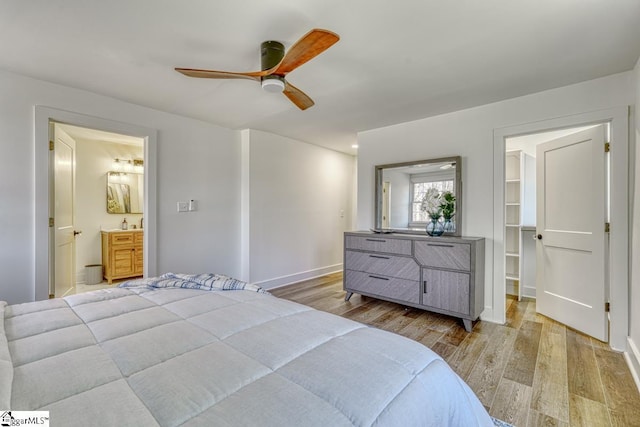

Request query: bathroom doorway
[
  {"left": 52, "top": 123, "right": 145, "bottom": 296},
  {"left": 34, "top": 106, "right": 158, "bottom": 301}
]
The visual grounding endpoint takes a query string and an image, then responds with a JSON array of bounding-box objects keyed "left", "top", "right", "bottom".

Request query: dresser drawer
[
  {"left": 345, "top": 270, "right": 419, "bottom": 304},
  {"left": 345, "top": 250, "right": 419, "bottom": 281},
  {"left": 345, "top": 235, "right": 412, "bottom": 255},
  {"left": 414, "top": 241, "right": 470, "bottom": 271}
]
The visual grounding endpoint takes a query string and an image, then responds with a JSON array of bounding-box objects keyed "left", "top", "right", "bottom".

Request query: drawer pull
[
  {"left": 369, "top": 255, "right": 390, "bottom": 260},
  {"left": 366, "top": 238, "right": 386, "bottom": 242},
  {"left": 423, "top": 280, "right": 428, "bottom": 293},
  {"left": 369, "top": 275, "right": 389, "bottom": 281},
  {"left": 427, "top": 243, "right": 455, "bottom": 248}
]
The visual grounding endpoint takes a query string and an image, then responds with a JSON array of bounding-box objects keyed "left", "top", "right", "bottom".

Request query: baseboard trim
[
  {"left": 480, "top": 306, "right": 501, "bottom": 324},
  {"left": 76, "top": 272, "right": 86, "bottom": 286},
  {"left": 254, "top": 264, "right": 343, "bottom": 290},
  {"left": 625, "top": 337, "right": 640, "bottom": 393},
  {"left": 522, "top": 286, "right": 536, "bottom": 299}
]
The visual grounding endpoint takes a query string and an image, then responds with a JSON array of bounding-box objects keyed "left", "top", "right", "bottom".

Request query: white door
[
  {"left": 53, "top": 127, "right": 77, "bottom": 298},
  {"left": 535, "top": 125, "right": 607, "bottom": 341}
]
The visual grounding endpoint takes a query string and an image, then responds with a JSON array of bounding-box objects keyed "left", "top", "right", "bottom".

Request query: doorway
[
  {"left": 35, "top": 106, "right": 158, "bottom": 302},
  {"left": 492, "top": 107, "right": 629, "bottom": 350},
  {"left": 503, "top": 125, "right": 608, "bottom": 340},
  {"left": 51, "top": 123, "right": 145, "bottom": 297}
]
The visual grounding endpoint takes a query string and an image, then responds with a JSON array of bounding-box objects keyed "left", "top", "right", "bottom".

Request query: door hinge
[
  {"left": 605, "top": 302, "right": 610, "bottom": 312},
  {"left": 605, "top": 222, "right": 610, "bottom": 233},
  {"left": 49, "top": 140, "right": 54, "bottom": 151},
  {"left": 49, "top": 217, "right": 54, "bottom": 227},
  {"left": 604, "top": 142, "right": 610, "bottom": 153}
]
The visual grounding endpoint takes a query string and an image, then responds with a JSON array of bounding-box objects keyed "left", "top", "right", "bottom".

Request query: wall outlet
[{"left": 177, "top": 201, "right": 189, "bottom": 212}]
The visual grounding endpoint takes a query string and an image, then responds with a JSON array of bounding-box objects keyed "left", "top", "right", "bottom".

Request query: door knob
[
  {"left": 73, "top": 230, "right": 82, "bottom": 236},
  {"left": 536, "top": 234, "right": 543, "bottom": 240}
]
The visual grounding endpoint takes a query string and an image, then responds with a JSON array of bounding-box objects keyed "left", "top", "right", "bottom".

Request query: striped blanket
[{"left": 118, "top": 272, "right": 268, "bottom": 294}]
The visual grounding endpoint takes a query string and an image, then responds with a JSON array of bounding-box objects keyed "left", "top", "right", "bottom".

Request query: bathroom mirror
[
  {"left": 106, "top": 172, "right": 144, "bottom": 214},
  {"left": 374, "top": 156, "right": 462, "bottom": 236}
]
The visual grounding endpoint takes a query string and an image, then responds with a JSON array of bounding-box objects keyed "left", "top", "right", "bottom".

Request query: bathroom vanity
[{"left": 101, "top": 229, "right": 143, "bottom": 284}]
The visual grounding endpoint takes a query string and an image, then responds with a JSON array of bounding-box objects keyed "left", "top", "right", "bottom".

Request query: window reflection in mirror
[
  {"left": 107, "top": 172, "right": 143, "bottom": 214},
  {"left": 375, "top": 156, "right": 461, "bottom": 236}
]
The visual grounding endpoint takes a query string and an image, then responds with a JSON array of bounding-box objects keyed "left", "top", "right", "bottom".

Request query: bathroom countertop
[{"left": 101, "top": 228, "right": 143, "bottom": 233}]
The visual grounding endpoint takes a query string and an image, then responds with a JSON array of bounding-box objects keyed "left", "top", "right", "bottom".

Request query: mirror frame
[
  {"left": 374, "top": 156, "right": 462, "bottom": 236},
  {"left": 106, "top": 171, "right": 144, "bottom": 214}
]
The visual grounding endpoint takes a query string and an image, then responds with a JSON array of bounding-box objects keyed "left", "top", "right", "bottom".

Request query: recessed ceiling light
[{"left": 352, "top": 144, "right": 359, "bottom": 149}]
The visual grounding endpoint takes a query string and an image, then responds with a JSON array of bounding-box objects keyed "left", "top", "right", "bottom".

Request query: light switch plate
[{"left": 177, "top": 201, "right": 189, "bottom": 212}]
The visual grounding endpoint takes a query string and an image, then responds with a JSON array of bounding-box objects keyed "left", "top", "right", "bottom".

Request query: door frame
[
  {"left": 492, "top": 106, "right": 629, "bottom": 351},
  {"left": 35, "top": 106, "right": 158, "bottom": 301}
]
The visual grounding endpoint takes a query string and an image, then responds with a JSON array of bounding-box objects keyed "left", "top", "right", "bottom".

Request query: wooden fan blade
[
  {"left": 175, "top": 67, "right": 268, "bottom": 81},
  {"left": 275, "top": 29, "right": 339, "bottom": 75},
  {"left": 283, "top": 81, "right": 315, "bottom": 110}
]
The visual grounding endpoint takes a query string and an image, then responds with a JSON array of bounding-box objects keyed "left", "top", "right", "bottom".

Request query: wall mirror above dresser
[{"left": 374, "top": 156, "right": 462, "bottom": 236}]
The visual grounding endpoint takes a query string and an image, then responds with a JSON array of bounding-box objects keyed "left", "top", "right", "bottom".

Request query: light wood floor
[{"left": 271, "top": 273, "right": 640, "bottom": 427}]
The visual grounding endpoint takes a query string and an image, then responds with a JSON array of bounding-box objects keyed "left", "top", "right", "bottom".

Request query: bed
[{"left": 1, "top": 274, "right": 494, "bottom": 426}]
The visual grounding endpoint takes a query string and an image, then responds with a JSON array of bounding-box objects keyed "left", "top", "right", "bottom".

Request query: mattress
[{"left": 1, "top": 286, "right": 493, "bottom": 426}]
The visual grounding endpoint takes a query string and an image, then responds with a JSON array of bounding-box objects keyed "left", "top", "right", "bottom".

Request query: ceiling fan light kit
[
  {"left": 261, "top": 75, "right": 285, "bottom": 93},
  {"left": 175, "top": 29, "right": 339, "bottom": 110}
]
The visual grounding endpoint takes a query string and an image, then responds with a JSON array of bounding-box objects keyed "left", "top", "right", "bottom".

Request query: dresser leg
[
  {"left": 345, "top": 292, "right": 353, "bottom": 301},
  {"left": 462, "top": 319, "right": 473, "bottom": 332}
]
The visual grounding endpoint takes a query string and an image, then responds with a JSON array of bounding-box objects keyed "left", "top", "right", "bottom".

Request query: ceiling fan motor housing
[
  {"left": 261, "top": 41, "right": 286, "bottom": 92},
  {"left": 261, "top": 41, "right": 285, "bottom": 70}
]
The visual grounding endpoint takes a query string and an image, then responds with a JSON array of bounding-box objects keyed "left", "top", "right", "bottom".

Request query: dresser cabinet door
[{"left": 422, "top": 269, "right": 470, "bottom": 315}]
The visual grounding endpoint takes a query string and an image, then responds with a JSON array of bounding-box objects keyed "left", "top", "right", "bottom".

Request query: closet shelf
[{"left": 505, "top": 150, "right": 536, "bottom": 301}]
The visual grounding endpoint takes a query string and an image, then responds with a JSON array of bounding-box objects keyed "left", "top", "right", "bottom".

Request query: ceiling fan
[{"left": 175, "top": 29, "right": 340, "bottom": 110}]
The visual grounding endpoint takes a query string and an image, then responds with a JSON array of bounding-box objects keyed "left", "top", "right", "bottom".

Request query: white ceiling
[{"left": 1, "top": 1, "right": 639, "bottom": 155}]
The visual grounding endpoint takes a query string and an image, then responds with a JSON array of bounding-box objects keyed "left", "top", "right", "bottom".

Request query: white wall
[
  {"left": 75, "top": 138, "right": 143, "bottom": 283},
  {"left": 245, "top": 130, "right": 355, "bottom": 288},
  {"left": 357, "top": 71, "right": 634, "bottom": 325},
  {"left": 0, "top": 69, "right": 241, "bottom": 304},
  {"left": 629, "top": 57, "right": 640, "bottom": 387}
]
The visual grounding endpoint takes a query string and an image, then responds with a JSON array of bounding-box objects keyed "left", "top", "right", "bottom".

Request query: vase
[
  {"left": 426, "top": 218, "right": 444, "bottom": 236},
  {"left": 443, "top": 218, "right": 455, "bottom": 234}
]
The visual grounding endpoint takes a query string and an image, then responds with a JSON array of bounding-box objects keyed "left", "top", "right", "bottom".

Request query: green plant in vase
[{"left": 440, "top": 191, "right": 456, "bottom": 233}]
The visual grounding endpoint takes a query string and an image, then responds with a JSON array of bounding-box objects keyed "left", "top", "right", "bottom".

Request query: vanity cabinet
[
  {"left": 344, "top": 231, "right": 484, "bottom": 331},
  {"left": 101, "top": 230, "right": 143, "bottom": 284}
]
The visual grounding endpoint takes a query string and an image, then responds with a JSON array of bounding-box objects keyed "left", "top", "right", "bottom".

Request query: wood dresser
[
  {"left": 343, "top": 231, "right": 485, "bottom": 331},
  {"left": 101, "top": 229, "right": 143, "bottom": 284}
]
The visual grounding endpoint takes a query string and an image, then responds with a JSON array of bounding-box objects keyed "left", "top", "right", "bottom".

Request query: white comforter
[{"left": 1, "top": 287, "right": 493, "bottom": 426}]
